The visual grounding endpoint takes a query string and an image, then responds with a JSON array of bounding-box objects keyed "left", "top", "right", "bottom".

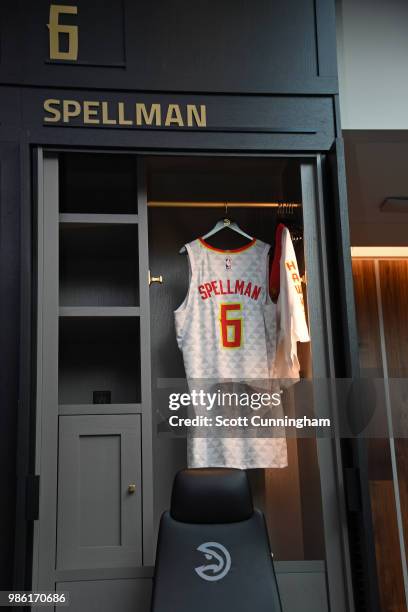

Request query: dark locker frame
[
  {"left": 31, "top": 146, "right": 351, "bottom": 612},
  {"left": 7, "top": 133, "right": 379, "bottom": 612}
]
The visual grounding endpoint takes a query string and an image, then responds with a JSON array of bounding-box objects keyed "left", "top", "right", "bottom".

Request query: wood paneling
[
  {"left": 379, "top": 260, "right": 408, "bottom": 576},
  {"left": 369, "top": 481, "right": 406, "bottom": 612},
  {"left": 352, "top": 259, "right": 407, "bottom": 611},
  {"left": 352, "top": 260, "right": 392, "bottom": 476},
  {"left": 380, "top": 260, "right": 408, "bottom": 378},
  {"left": 352, "top": 259, "right": 383, "bottom": 376},
  {"left": 395, "top": 439, "right": 408, "bottom": 572}
]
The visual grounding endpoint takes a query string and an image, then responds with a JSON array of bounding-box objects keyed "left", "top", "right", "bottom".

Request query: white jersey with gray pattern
[
  {"left": 175, "top": 237, "right": 276, "bottom": 384},
  {"left": 174, "top": 236, "right": 288, "bottom": 469}
]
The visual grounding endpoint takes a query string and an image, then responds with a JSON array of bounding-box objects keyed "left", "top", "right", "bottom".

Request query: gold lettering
[
  {"left": 48, "top": 5, "right": 78, "bottom": 61},
  {"left": 187, "top": 104, "right": 206, "bottom": 127},
  {"left": 101, "top": 101, "right": 117, "bottom": 125},
  {"left": 63, "top": 100, "right": 81, "bottom": 123},
  {"left": 165, "top": 104, "right": 184, "bottom": 127},
  {"left": 135, "top": 103, "right": 162, "bottom": 126},
  {"left": 43, "top": 99, "right": 61, "bottom": 123},
  {"left": 43, "top": 99, "right": 208, "bottom": 129},
  {"left": 118, "top": 102, "right": 132, "bottom": 125},
  {"left": 83, "top": 101, "right": 100, "bottom": 124}
]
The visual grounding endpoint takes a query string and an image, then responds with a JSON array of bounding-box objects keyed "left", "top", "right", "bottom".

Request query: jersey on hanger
[
  {"left": 174, "top": 237, "right": 276, "bottom": 384},
  {"left": 174, "top": 231, "right": 309, "bottom": 469},
  {"left": 174, "top": 235, "right": 285, "bottom": 470},
  {"left": 272, "top": 225, "right": 310, "bottom": 382}
]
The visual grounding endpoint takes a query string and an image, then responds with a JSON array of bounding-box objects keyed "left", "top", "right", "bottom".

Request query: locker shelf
[
  {"left": 59, "top": 214, "right": 139, "bottom": 225},
  {"left": 60, "top": 153, "right": 138, "bottom": 214},
  {"left": 59, "top": 307, "right": 140, "bottom": 317},
  {"left": 58, "top": 404, "right": 143, "bottom": 415},
  {"left": 59, "top": 223, "right": 139, "bottom": 307},
  {"left": 59, "top": 317, "right": 141, "bottom": 405}
]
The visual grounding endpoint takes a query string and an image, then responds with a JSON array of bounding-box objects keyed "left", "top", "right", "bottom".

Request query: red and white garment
[{"left": 270, "top": 223, "right": 310, "bottom": 383}]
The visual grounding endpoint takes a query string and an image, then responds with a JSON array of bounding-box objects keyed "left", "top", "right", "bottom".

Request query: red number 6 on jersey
[{"left": 219, "top": 303, "right": 243, "bottom": 348}]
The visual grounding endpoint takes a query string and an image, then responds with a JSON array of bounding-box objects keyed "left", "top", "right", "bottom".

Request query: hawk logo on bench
[{"left": 194, "top": 542, "right": 232, "bottom": 582}]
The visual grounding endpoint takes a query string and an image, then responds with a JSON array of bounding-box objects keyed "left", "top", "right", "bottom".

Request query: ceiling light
[{"left": 351, "top": 246, "right": 408, "bottom": 258}]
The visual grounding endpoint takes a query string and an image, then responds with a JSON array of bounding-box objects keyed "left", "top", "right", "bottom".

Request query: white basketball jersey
[
  {"left": 174, "top": 231, "right": 308, "bottom": 470},
  {"left": 175, "top": 237, "right": 276, "bottom": 385}
]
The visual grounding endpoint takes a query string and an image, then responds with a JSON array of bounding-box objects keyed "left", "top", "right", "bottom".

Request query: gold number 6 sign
[{"left": 48, "top": 4, "right": 78, "bottom": 61}]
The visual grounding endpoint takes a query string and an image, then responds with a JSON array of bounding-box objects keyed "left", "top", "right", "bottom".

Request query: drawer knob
[
  {"left": 148, "top": 270, "right": 163, "bottom": 285},
  {"left": 128, "top": 484, "right": 136, "bottom": 494}
]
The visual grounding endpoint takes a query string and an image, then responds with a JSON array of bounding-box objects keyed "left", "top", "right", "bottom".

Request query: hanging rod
[{"left": 147, "top": 200, "right": 301, "bottom": 208}]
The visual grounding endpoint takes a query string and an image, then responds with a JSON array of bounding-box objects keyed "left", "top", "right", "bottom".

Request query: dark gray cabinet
[
  {"left": 57, "top": 414, "right": 142, "bottom": 570},
  {"left": 33, "top": 151, "right": 153, "bottom": 602}
]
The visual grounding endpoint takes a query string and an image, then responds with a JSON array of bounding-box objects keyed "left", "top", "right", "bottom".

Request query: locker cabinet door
[
  {"left": 56, "top": 579, "right": 152, "bottom": 612},
  {"left": 57, "top": 414, "right": 142, "bottom": 569}
]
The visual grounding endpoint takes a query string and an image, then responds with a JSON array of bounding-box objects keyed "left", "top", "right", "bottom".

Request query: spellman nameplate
[
  {"left": 43, "top": 99, "right": 207, "bottom": 129},
  {"left": 31, "top": 91, "right": 334, "bottom": 149}
]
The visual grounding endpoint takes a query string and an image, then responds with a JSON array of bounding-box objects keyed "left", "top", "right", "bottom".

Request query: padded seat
[{"left": 151, "top": 468, "right": 282, "bottom": 612}]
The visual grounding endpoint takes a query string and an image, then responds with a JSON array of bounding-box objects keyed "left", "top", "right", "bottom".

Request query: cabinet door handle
[
  {"left": 148, "top": 270, "right": 163, "bottom": 285},
  {"left": 128, "top": 484, "right": 136, "bottom": 494}
]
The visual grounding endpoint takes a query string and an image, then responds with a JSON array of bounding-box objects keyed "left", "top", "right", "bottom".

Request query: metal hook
[{"left": 223, "top": 201, "right": 231, "bottom": 226}]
